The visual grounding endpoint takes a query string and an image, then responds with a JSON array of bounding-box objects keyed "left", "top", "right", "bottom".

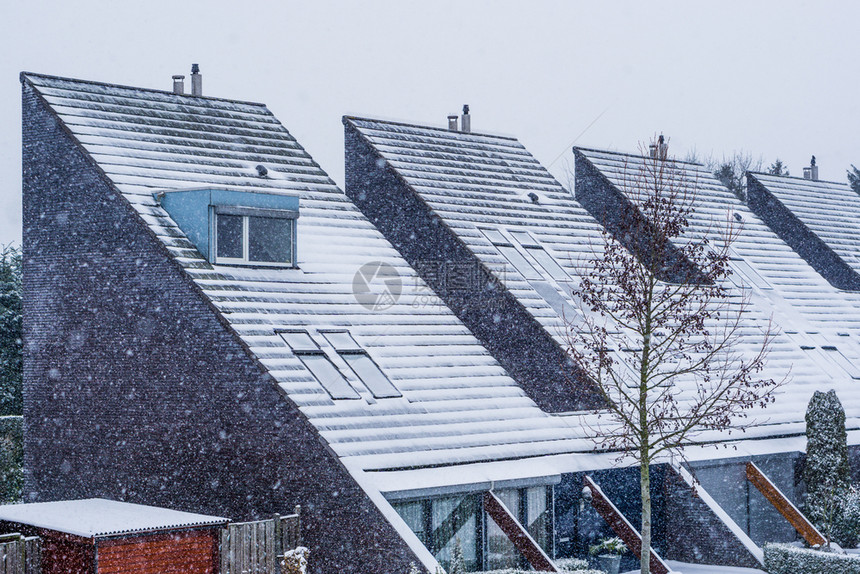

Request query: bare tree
[{"left": 569, "top": 141, "right": 782, "bottom": 574}]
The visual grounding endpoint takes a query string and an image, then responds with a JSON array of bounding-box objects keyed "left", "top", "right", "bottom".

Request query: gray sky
[{"left": 1, "top": 0, "right": 858, "bottom": 246}]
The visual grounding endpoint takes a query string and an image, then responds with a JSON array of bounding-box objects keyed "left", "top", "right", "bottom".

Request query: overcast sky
[{"left": 1, "top": 0, "right": 857, "bottom": 246}]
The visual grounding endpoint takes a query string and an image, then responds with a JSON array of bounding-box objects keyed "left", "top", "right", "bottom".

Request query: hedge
[{"left": 764, "top": 543, "right": 860, "bottom": 574}]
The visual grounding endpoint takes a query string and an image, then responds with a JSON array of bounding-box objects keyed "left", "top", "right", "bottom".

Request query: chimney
[
  {"left": 803, "top": 155, "right": 819, "bottom": 181},
  {"left": 172, "top": 75, "right": 185, "bottom": 95},
  {"left": 461, "top": 105, "right": 471, "bottom": 133},
  {"left": 649, "top": 144, "right": 658, "bottom": 158},
  {"left": 658, "top": 134, "right": 668, "bottom": 159},
  {"left": 448, "top": 115, "right": 459, "bottom": 131},
  {"left": 190, "top": 64, "right": 202, "bottom": 97}
]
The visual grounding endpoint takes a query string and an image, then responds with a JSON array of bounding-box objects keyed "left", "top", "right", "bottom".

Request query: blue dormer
[{"left": 155, "top": 188, "right": 300, "bottom": 267}]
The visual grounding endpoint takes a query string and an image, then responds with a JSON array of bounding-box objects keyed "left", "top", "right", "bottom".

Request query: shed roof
[
  {"left": 747, "top": 172, "right": 860, "bottom": 280},
  {"left": 343, "top": 116, "right": 860, "bottom": 442},
  {"left": 20, "top": 72, "right": 588, "bottom": 477},
  {"left": 0, "top": 498, "right": 227, "bottom": 538}
]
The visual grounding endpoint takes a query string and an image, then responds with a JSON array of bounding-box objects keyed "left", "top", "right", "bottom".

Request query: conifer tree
[
  {"left": 847, "top": 165, "right": 860, "bottom": 196},
  {"left": 0, "top": 245, "right": 22, "bottom": 416},
  {"left": 804, "top": 389, "right": 849, "bottom": 546}
]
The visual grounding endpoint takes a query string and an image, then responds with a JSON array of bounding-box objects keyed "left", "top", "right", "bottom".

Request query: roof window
[
  {"left": 280, "top": 330, "right": 360, "bottom": 400},
  {"left": 321, "top": 331, "right": 402, "bottom": 399},
  {"left": 280, "top": 329, "right": 402, "bottom": 400}
]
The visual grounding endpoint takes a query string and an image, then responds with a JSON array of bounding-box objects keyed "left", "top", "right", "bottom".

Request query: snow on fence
[
  {"left": 0, "top": 533, "right": 40, "bottom": 574},
  {"left": 219, "top": 506, "right": 301, "bottom": 574}
]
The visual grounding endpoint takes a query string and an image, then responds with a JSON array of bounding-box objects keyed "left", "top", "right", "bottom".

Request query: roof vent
[
  {"left": 527, "top": 192, "right": 540, "bottom": 204},
  {"left": 172, "top": 75, "right": 185, "bottom": 95},
  {"left": 255, "top": 164, "right": 268, "bottom": 177},
  {"left": 448, "top": 115, "right": 459, "bottom": 131},
  {"left": 461, "top": 105, "right": 471, "bottom": 133},
  {"left": 191, "top": 64, "right": 202, "bottom": 97},
  {"left": 803, "top": 155, "right": 819, "bottom": 181}
]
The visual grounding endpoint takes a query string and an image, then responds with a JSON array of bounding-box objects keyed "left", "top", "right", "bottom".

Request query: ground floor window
[{"left": 392, "top": 485, "right": 553, "bottom": 572}]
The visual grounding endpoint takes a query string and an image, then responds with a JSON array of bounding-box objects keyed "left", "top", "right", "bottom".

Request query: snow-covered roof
[
  {"left": 0, "top": 498, "right": 227, "bottom": 538},
  {"left": 21, "top": 73, "right": 595, "bottom": 477},
  {"left": 747, "top": 172, "right": 860, "bottom": 284},
  {"left": 575, "top": 147, "right": 860, "bottom": 430},
  {"left": 342, "top": 117, "right": 860, "bottom": 443}
]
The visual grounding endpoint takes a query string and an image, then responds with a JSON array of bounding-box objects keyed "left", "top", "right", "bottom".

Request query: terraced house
[
  {"left": 344, "top": 115, "right": 860, "bottom": 570},
  {"left": 21, "top": 68, "right": 860, "bottom": 574}
]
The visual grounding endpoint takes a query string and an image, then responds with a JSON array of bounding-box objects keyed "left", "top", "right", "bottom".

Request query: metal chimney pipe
[
  {"left": 190, "top": 64, "right": 202, "bottom": 96},
  {"left": 172, "top": 75, "right": 185, "bottom": 95},
  {"left": 448, "top": 115, "right": 459, "bottom": 131},
  {"left": 461, "top": 104, "right": 471, "bottom": 133},
  {"left": 803, "top": 156, "right": 819, "bottom": 180}
]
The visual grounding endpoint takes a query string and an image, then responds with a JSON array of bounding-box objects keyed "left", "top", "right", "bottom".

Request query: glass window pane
[
  {"left": 343, "top": 353, "right": 401, "bottom": 398},
  {"left": 393, "top": 501, "right": 427, "bottom": 545},
  {"left": 527, "top": 246, "right": 570, "bottom": 282},
  {"left": 299, "top": 354, "right": 360, "bottom": 400},
  {"left": 322, "top": 331, "right": 362, "bottom": 352},
  {"left": 280, "top": 331, "right": 319, "bottom": 352},
  {"left": 481, "top": 228, "right": 508, "bottom": 245},
  {"left": 526, "top": 486, "right": 549, "bottom": 552},
  {"left": 216, "top": 214, "right": 243, "bottom": 259},
  {"left": 487, "top": 489, "right": 521, "bottom": 570},
  {"left": 510, "top": 231, "right": 540, "bottom": 248},
  {"left": 248, "top": 216, "right": 292, "bottom": 263},
  {"left": 431, "top": 496, "right": 478, "bottom": 572},
  {"left": 498, "top": 245, "right": 542, "bottom": 280}
]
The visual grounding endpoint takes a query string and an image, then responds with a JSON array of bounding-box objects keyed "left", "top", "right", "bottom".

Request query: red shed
[{"left": 0, "top": 498, "right": 228, "bottom": 574}]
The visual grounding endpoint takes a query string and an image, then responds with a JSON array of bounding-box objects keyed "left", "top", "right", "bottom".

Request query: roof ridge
[
  {"left": 20, "top": 71, "right": 269, "bottom": 108},
  {"left": 343, "top": 115, "right": 520, "bottom": 142},
  {"left": 747, "top": 171, "right": 851, "bottom": 187},
  {"left": 573, "top": 146, "right": 705, "bottom": 167}
]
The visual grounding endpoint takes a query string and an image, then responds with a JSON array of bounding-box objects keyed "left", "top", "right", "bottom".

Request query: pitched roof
[
  {"left": 343, "top": 117, "right": 860, "bottom": 441},
  {"left": 747, "top": 172, "right": 860, "bottom": 283},
  {"left": 22, "top": 73, "right": 590, "bottom": 480},
  {"left": 0, "top": 498, "right": 227, "bottom": 538}
]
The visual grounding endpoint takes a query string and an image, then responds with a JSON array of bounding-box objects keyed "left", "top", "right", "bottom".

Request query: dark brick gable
[{"left": 22, "top": 82, "right": 419, "bottom": 574}]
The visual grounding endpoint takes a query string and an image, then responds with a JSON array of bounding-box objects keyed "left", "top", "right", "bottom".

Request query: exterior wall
[
  {"left": 747, "top": 176, "right": 860, "bottom": 291},
  {"left": 573, "top": 150, "right": 707, "bottom": 285},
  {"left": 97, "top": 530, "right": 217, "bottom": 574},
  {"left": 22, "top": 84, "right": 419, "bottom": 574},
  {"left": 687, "top": 454, "right": 801, "bottom": 548},
  {"left": 344, "top": 121, "right": 601, "bottom": 413},
  {"left": 662, "top": 466, "right": 762, "bottom": 569}
]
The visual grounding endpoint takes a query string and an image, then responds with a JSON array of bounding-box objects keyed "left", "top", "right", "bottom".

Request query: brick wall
[{"left": 22, "top": 83, "right": 419, "bottom": 574}]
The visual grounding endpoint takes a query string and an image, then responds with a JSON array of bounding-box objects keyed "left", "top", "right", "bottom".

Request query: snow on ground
[{"left": 622, "top": 561, "right": 765, "bottom": 574}]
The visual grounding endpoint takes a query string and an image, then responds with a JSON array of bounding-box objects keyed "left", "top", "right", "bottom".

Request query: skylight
[
  {"left": 322, "top": 331, "right": 402, "bottom": 399},
  {"left": 280, "top": 330, "right": 360, "bottom": 400}
]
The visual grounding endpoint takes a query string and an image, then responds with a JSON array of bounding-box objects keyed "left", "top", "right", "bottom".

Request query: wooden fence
[
  {"left": 220, "top": 506, "right": 301, "bottom": 574},
  {"left": 0, "top": 533, "right": 40, "bottom": 574}
]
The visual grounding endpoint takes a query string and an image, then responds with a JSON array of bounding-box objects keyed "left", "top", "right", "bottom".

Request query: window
[
  {"left": 214, "top": 206, "right": 297, "bottom": 266},
  {"left": 511, "top": 231, "right": 573, "bottom": 283},
  {"left": 727, "top": 248, "right": 772, "bottom": 290},
  {"left": 322, "top": 331, "right": 401, "bottom": 399},
  {"left": 280, "top": 330, "right": 359, "bottom": 400}
]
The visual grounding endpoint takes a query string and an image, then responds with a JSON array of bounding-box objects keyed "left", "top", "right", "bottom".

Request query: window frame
[
  {"left": 279, "top": 329, "right": 361, "bottom": 400},
  {"left": 320, "top": 330, "right": 402, "bottom": 399},
  {"left": 211, "top": 205, "right": 298, "bottom": 267}
]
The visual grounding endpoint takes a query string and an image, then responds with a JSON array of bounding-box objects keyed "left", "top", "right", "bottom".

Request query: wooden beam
[
  {"left": 745, "top": 461, "right": 826, "bottom": 546},
  {"left": 482, "top": 491, "right": 558, "bottom": 572},
  {"left": 583, "top": 476, "right": 670, "bottom": 574}
]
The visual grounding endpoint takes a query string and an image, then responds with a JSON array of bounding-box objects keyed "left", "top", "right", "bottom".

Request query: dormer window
[
  {"left": 155, "top": 188, "right": 299, "bottom": 268},
  {"left": 214, "top": 206, "right": 296, "bottom": 266}
]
